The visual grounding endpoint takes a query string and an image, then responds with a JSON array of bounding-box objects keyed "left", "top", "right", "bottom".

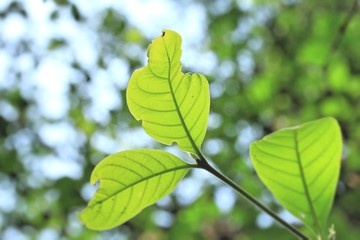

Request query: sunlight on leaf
[
  {"left": 249, "top": 117, "right": 342, "bottom": 237},
  {"left": 79, "top": 149, "right": 190, "bottom": 230},
  {"left": 126, "top": 30, "right": 210, "bottom": 154}
]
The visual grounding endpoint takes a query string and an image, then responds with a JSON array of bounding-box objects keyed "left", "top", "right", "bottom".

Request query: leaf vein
[
  {"left": 89, "top": 165, "right": 191, "bottom": 208},
  {"left": 253, "top": 144, "right": 296, "bottom": 163},
  {"left": 253, "top": 154, "right": 300, "bottom": 177}
]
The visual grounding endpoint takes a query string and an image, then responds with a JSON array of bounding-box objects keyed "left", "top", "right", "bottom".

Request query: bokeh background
[{"left": 1, "top": 0, "right": 359, "bottom": 239}]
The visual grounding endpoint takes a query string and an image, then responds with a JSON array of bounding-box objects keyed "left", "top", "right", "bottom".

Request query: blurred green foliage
[{"left": 0, "top": 0, "right": 359, "bottom": 239}]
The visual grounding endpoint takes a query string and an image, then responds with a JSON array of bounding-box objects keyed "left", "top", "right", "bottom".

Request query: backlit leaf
[
  {"left": 249, "top": 117, "right": 342, "bottom": 237},
  {"left": 126, "top": 30, "right": 210, "bottom": 154},
  {"left": 79, "top": 149, "right": 190, "bottom": 230}
]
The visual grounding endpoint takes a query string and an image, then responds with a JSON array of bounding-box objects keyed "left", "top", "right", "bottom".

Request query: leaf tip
[
  {"left": 322, "top": 116, "right": 337, "bottom": 123},
  {"left": 77, "top": 209, "right": 102, "bottom": 231},
  {"left": 248, "top": 140, "right": 259, "bottom": 158},
  {"left": 77, "top": 209, "right": 88, "bottom": 228},
  {"left": 160, "top": 29, "right": 182, "bottom": 41},
  {"left": 249, "top": 139, "right": 259, "bottom": 149}
]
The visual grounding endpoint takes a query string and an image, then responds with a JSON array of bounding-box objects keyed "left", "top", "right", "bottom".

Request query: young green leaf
[
  {"left": 79, "top": 149, "right": 191, "bottom": 230},
  {"left": 249, "top": 117, "right": 342, "bottom": 238},
  {"left": 126, "top": 30, "right": 210, "bottom": 154}
]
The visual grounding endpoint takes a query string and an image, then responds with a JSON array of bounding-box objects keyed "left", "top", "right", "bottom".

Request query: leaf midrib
[
  {"left": 89, "top": 164, "right": 193, "bottom": 208},
  {"left": 294, "top": 129, "right": 322, "bottom": 234},
  {"left": 161, "top": 36, "right": 201, "bottom": 155}
]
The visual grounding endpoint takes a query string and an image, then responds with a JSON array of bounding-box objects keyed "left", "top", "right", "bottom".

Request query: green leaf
[
  {"left": 249, "top": 117, "right": 342, "bottom": 237},
  {"left": 79, "top": 149, "right": 190, "bottom": 230},
  {"left": 126, "top": 30, "right": 210, "bottom": 154}
]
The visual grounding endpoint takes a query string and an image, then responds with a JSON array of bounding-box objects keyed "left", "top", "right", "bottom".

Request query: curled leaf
[{"left": 126, "top": 30, "right": 210, "bottom": 153}]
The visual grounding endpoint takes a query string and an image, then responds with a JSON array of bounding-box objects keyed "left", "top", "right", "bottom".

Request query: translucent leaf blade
[
  {"left": 79, "top": 149, "right": 190, "bottom": 230},
  {"left": 126, "top": 30, "right": 210, "bottom": 153},
  {"left": 249, "top": 117, "right": 342, "bottom": 236}
]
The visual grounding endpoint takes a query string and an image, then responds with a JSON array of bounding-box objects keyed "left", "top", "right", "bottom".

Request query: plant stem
[{"left": 196, "top": 157, "right": 309, "bottom": 240}]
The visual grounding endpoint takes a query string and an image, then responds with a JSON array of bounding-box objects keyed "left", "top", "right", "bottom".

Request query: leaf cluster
[{"left": 80, "top": 30, "right": 342, "bottom": 240}]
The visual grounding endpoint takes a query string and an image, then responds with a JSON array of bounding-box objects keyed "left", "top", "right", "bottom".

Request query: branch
[{"left": 196, "top": 157, "right": 309, "bottom": 240}]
